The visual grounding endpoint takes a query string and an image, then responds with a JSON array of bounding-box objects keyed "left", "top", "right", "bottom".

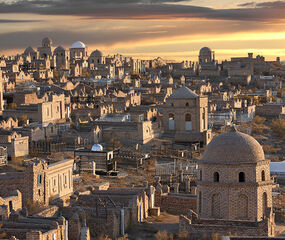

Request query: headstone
[{"left": 174, "top": 183, "right": 180, "bottom": 193}]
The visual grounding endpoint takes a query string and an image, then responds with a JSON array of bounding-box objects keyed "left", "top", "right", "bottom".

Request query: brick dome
[
  {"left": 199, "top": 47, "right": 211, "bottom": 56},
  {"left": 42, "top": 37, "right": 52, "bottom": 47},
  {"left": 91, "top": 49, "right": 103, "bottom": 57},
  {"left": 24, "top": 46, "right": 35, "bottom": 55},
  {"left": 202, "top": 127, "right": 265, "bottom": 164}
]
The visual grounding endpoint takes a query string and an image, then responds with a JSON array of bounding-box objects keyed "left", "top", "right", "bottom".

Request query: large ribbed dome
[{"left": 202, "top": 127, "right": 265, "bottom": 164}]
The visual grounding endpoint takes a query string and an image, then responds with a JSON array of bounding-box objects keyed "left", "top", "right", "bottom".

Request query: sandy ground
[
  {"left": 127, "top": 211, "right": 179, "bottom": 240},
  {"left": 276, "top": 224, "right": 285, "bottom": 236}
]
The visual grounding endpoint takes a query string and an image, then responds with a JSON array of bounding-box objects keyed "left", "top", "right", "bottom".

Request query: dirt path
[{"left": 127, "top": 212, "right": 180, "bottom": 240}]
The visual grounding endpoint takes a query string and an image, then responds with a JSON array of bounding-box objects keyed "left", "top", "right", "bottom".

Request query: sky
[{"left": 0, "top": 0, "right": 285, "bottom": 61}]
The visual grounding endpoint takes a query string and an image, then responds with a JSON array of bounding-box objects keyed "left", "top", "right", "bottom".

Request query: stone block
[{"left": 150, "top": 207, "right": 160, "bottom": 217}]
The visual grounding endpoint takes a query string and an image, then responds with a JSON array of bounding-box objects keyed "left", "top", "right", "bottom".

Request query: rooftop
[{"left": 168, "top": 86, "right": 198, "bottom": 99}]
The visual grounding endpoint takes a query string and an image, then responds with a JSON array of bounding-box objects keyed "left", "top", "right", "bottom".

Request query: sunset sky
[{"left": 0, "top": 0, "right": 285, "bottom": 61}]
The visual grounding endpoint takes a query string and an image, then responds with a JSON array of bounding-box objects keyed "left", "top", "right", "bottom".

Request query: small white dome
[
  {"left": 71, "top": 41, "right": 87, "bottom": 49},
  {"left": 91, "top": 144, "right": 103, "bottom": 152}
]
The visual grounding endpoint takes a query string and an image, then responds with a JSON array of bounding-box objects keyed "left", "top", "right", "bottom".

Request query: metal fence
[{"left": 155, "top": 161, "right": 198, "bottom": 176}]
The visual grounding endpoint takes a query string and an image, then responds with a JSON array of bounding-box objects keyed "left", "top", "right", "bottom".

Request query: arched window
[
  {"left": 185, "top": 114, "right": 192, "bottom": 130},
  {"left": 238, "top": 194, "right": 248, "bottom": 219},
  {"left": 239, "top": 172, "right": 245, "bottom": 182},
  {"left": 186, "top": 102, "right": 189, "bottom": 107},
  {"left": 185, "top": 114, "right": 191, "bottom": 121},
  {"left": 199, "top": 191, "right": 202, "bottom": 214},
  {"left": 263, "top": 192, "right": 267, "bottom": 217},
  {"left": 169, "top": 113, "right": 175, "bottom": 130},
  {"left": 211, "top": 193, "right": 221, "bottom": 218},
  {"left": 214, "top": 172, "right": 219, "bottom": 182},
  {"left": 262, "top": 170, "right": 265, "bottom": 181}
]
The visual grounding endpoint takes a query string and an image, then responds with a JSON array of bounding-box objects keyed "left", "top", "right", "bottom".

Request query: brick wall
[
  {"left": 0, "top": 173, "right": 25, "bottom": 196},
  {"left": 179, "top": 215, "right": 271, "bottom": 239},
  {"left": 228, "top": 237, "right": 285, "bottom": 240},
  {"left": 35, "top": 206, "right": 59, "bottom": 218},
  {"left": 155, "top": 192, "right": 197, "bottom": 215}
]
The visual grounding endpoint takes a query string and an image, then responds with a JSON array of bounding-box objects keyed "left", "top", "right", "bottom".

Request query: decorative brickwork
[{"left": 180, "top": 129, "right": 275, "bottom": 238}]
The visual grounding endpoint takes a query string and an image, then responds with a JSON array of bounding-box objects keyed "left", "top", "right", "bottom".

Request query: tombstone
[
  {"left": 143, "top": 180, "right": 148, "bottom": 188},
  {"left": 162, "top": 184, "right": 170, "bottom": 193},
  {"left": 191, "top": 186, "right": 197, "bottom": 195},
  {"left": 155, "top": 176, "right": 161, "bottom": 185},
  {"left": 156, "top": 182, "right": 163, "bottom": 194},
  {"left": 185, "top": 177, "right": 191, "bottom": 193},
  {"left": 179, "top": 170, "right": 184, "bottom": 183},
  {"left": 9, "top": 210, "right": 19, "bottom": 221},
  {"left": 173, "top": 183, "right": 180, "bottom": 194},
  {"left": 187, "top": 209, "right": 192, "bottom": 219},
  {"left": 92, "top": 161, "right": 96, "bottom": 176},
  {"left": 169, "top": 174, "right": 173, "bottom": 187},
  {"left": 20, "top": 207, "right": 28, "bottom": 217},
  {"left": 149, "top": 186, "right": 155, "bottom": 208}
]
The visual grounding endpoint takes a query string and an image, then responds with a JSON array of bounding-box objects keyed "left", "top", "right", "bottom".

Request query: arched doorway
[
  {"left": 237, "top": 194, "right": 248, "bottom": 219},
  {"left": 211, "top": 193, "right": 221, "bottom": 218},
  {"left": 263, "top": 192, "right": 268, "bottom": 217}
]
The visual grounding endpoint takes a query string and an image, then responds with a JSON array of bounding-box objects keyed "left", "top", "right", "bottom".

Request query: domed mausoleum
[
  {"left": 202, "top": 128, "right": 265, "bottom": 164},
  {"left": 38, "top": 37, "right": 53, "bottom": 59},
  {"left": 162, "top": 85, "right": 211, "bottom": 146},
  {"left": 89, "top": 49, "right": 105, "bottom": 66},
  {"left": 70, "top": 41, "right": 88, "bottom": 60},
  {"left": 42, "top": 37, "right": 52, "bottom": 48},
  {"left": 198, "top": 46, "right": 220, "bottom": 77},
  {"left": 179, "top": 127, "right": 275, "bottom": 238},
  {"left": 198, "top": 127, "right": 272, "bottom": 221},
  {"left": 199, "top": 46, "right": 213, "bottom": 64},
  {"left": 54, "top": 45, "right": 70, "bottom": 69}
]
